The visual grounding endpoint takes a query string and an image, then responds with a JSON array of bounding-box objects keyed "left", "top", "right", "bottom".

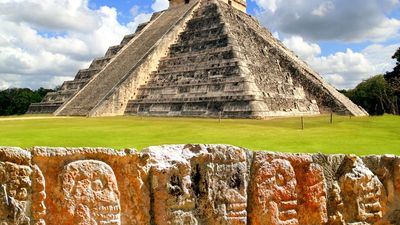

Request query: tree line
[
  {"left": 341, "top": 47, "right": 400, "bottom": 115},
  {"left": 0, "top": 88, "right": 54, "bottom": 116}
]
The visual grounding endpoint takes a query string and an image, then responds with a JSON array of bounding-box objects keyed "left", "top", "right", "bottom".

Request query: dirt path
[{"left": 0, "top": 116, "right": 71, "bottom": 121}]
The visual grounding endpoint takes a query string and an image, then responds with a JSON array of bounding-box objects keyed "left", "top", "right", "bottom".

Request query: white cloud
[
  {"left": 272, "top": 31, "right": 280, "bottom": 40},
  {"left": 0, "top": 0, "right": 100, "bottom": 32},
  {"left": 254, "top": 0, "right": 400, "bottom": 42},
  {"left": 0, "top": 0, "right": 166, "bottom": 90},
  {"left": 283, "top": 36, "right": 321, "bottom": 60},
  {"left": 130, "top": 5, "right": 141, "bottom": 17},
  {"left": 152, "top": 0, "right": 169, "bottom": 12},
  {"left": 310, "top": 49, "right": 375, "bottom": 88},
  {"left": 312, "top": 1, "right": 334, "bottom": 17},
  {"left": 127, "top": 13, "right": 153, "bottom": 32},
  {"left": 0, "top": 80, "right": 10, "bottom": 90},
  {"left": 253, "top": 0, "right": 282, "bottom": 13},
  {"left": 282, "top": 36, "right": 398, "bottom": 89},
  {"left": 362, "top": 44, "right": 399, "bottom": 73}
]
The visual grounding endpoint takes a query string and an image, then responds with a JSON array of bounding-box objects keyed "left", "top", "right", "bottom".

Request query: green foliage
[
  {"left": 0, "top": 115, "right": 398, "bottom": 155},
  {"left": 393, "top": 47, "right": 400, "bottom": 63},
  {"left": 345, "top": 75, "right": 397, "bottom": 115},
  {"left": 0, "top": 88, "right": 54, "bottom": 116},
  {"left": 384, "top": 47, "right": 400, "bottom": 114}
]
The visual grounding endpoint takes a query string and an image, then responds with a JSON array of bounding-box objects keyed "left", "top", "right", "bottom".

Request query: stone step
[
  {"left": 105, "top": 45, "right": 123, "bottom": 58},
  {"left": 88, "top": 57, "right": 112, "bottom": 69},
  {"left": 60, "top": 79, "right": 90, "bottom": 91},
  {"left": 139, "top": 77, "right": 246, "bottom": 89},
  {"left": 130, "top": 94, "right": 257, "bottom": 104},
  {"left": 135, "top": 22, "right": 149, "bottom": 34},
  {"left": 169, "top": 35, "right": 229, "bottom": 54},
  {"left": 25, "top": 102, "right": 63, "bottom": 114},
  {"left": 43, "top": 90, "right": 77, "bottom": 103},
  {"left": 155, "top": 59, "right": 241, "bottom": 74},
  {"left": 120, "top": 34, "right": 136, "bottom": 46},
  {"left": 75, "top": 68, "right": 101, "bottom": 80},
  {"left": 160, "top": 46, "right": 235, "bottom": 63}
]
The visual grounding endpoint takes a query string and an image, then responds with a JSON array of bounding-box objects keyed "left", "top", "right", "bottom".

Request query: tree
[
  {"left": 384, "top": 47, "right": 400, "bottom": 114},
  {"left": 0, "top": 88, "right": 54, "bottom": 116},
  {"left": 345, "top": 75, "right": 397, "bottom": 115}
]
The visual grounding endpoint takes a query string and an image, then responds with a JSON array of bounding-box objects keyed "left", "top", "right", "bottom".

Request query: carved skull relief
[
  {"left": 152, "top": 161, "right": 197, "bottom": 225},
  {"left": 338, "top": 158, "right": 384, "bottom": 224},
  {"left": 253, "top": 158, "right": 298, "bottom": 225},
  {"left": 192, "top": 159, "right": 248, "bottom": 225},
  {"left": 61, "top": 160, "right": 121, "bottom": 225},
  {"left": 0, "top": 162, "right": 32, "bottom": 225},
  {"left": 217, "top": 163, "right": 247, "bottom": 224},
  {"left": 166, "top": 163, "right": 195, "bottom": 212}
]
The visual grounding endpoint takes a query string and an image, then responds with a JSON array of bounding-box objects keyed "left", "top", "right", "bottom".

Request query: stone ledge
[{"left": 0, "top": 144, "right": 398, "bottom": 224}]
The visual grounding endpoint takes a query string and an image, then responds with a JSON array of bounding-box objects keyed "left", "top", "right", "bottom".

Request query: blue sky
[{"left": 0, "top": 0, "right": 399, "bottom": 90}]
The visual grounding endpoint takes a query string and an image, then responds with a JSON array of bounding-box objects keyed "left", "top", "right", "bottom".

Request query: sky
[{"left": 0, "top": 0, "right": 399, "bottom": 90}]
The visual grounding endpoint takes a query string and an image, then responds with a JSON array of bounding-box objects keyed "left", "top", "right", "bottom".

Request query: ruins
[
  {"left": 27, "top": 0, "right": 368, "bottom": 118},
  {"left": 1, "top": 144, "right": 400, "bottom": 224}
]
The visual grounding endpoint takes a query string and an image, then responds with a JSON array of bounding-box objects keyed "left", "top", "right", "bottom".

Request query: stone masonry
[
  {"left": 28, "top": 0, "right": 368, "bottom": 117},
  {"left": 0, "top": 144, "right": 400, "bottom": 224},
  {"left": 26, "top": 18, "right": 156, "bottom": 115}
]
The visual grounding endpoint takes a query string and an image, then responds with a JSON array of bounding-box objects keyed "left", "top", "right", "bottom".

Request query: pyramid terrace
[{"left": 27, "top": 0, "right": 368, "bottom": 118}]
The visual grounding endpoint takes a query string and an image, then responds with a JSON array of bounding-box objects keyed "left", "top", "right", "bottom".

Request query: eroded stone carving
[
  {"left": 0, "top": 162, "right": 32, "bottom": 225},
  {"left": 249, "top": 153, "right": 327, "bottom": 225},
  {"left": 2, "top": 145, "right": 400, "bottom": 224},
  {"left": 146, "top": 144, "right": 249, "bottom": 225},
  {"left": 151, "top": 161, "right": 197, "bottom": 225},
  {"left": 61, "top": 160, "right": 121, "bottom": 225},
  {"left": 296, "top": 163, "right": 328, "bottom": 225},
  {"left": 192, "top": 146, "right": 248, "bottom": 225},
  {"left": 31, "top": 165, "right": 46, "bottom": 225},
  {"left": 250, "top": 157, "right": 298, "bottom": 225},
  {"left": 333, "top": 155, "right": 386, "bottom": 225}
]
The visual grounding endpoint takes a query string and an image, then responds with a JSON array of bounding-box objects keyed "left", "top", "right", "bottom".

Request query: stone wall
[{"left": 0, "top": 144, "right": 399, "bottom": 224}]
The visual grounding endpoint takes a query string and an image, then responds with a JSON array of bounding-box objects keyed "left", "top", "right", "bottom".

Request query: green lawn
[{"left": 0, "top": 115, "right": 399, "bottom": 155}]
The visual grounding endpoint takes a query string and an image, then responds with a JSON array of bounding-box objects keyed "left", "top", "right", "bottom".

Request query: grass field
[{"left": 0, "top": 114, "right": 399, "bottom": 155}]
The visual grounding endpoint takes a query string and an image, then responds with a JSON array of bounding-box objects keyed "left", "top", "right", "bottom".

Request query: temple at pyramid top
[
  {"left": 169, "top": 0, "right": 246, "bottom": 12},
  {"left": 27, "top": 0, "right": 368, "bottom": 118}
]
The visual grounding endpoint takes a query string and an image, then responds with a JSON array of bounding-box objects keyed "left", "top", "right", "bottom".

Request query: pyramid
[{"left": 27, "top": 0, "right": 368, "bottom": 118}]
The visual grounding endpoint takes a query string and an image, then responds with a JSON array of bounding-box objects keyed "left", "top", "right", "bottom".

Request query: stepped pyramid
[{"left": 27, "top": 0, "right": 368, "bottom": 118}]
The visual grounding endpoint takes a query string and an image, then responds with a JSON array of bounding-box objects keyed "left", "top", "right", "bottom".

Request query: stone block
[
  {"left": 0, "top": 147, "right": 45, "bottom": 225},
  {"left": 31, "top": 147, "right": 150, "bottom": 225},
  {"left": 249, "top": 152, "right": 328, "bottom": 225},
  {"left": 145, "top": 144, "right": 250, "bottom": 225},
  {"left": 315, "top": 155, "right": 388, "bottom": 225}
]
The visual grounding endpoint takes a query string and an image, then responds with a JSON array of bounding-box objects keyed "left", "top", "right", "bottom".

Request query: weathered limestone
[
  {"left": 28, "top": 0, "right": 367, "bottom": 118},
  {"left": 249, "top": 153, "right": 328, "bottom": 225},
  {"left": 146, "top": 144, "right": 249, "bottom": 225},
  {"left": 0, "top": 145, "right": 399, "bottom": 224},
  {"left": 31, "top": 147, "right": 151, "bottom": 225},
  {"left": 0, "top": 147, "right": 45, "bottom": 225},
  {"left": 170, "top": 0, "right": 246, "bottom": 12}
]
